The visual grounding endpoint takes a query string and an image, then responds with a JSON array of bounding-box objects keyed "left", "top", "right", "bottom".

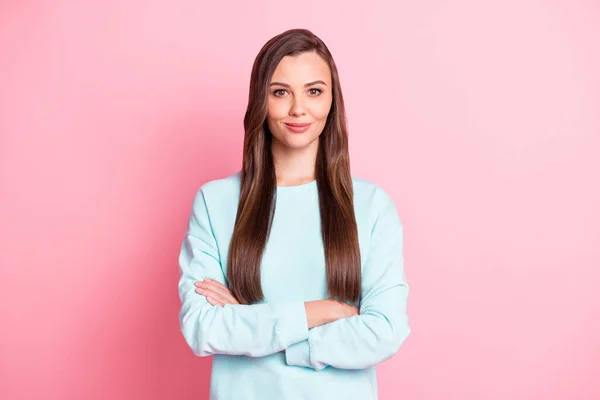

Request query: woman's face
[{"left": 266, "top": 52, "right": 333, "bottom": 151}]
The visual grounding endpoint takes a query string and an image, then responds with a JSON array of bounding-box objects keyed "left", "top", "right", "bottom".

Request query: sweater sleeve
[
  {"left": 178, "top": 188, "right": 309, "bottom": 357},
  {"left": 284, "top": 187, "right": 411, "bottom": 370}
]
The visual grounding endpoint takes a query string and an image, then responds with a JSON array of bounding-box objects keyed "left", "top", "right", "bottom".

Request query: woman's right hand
[{"left": 304, "top": 299, "right": 359, "bottom": 329}]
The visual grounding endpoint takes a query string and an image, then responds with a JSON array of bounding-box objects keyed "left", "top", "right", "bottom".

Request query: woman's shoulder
[
  {"left": 351, "top": 174, "right": 394, "bottom": 205},
  {"left": 189, "top": 171, "right": 242, "bottom": 214},
  {"left": 197, "top": 170, "right": 242, "bottom": 195},
  {"left": 351, "top": 174, "right": 402, "bottom": 230}
]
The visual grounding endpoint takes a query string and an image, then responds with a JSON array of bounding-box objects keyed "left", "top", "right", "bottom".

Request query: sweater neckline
[{"left": 276, "top": 179, "right": 317, "bottom": 191}]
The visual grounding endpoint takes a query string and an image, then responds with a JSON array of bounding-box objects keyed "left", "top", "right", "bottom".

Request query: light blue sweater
[{"left": 178, "top": 171, "right": 410, "bottom": 400}]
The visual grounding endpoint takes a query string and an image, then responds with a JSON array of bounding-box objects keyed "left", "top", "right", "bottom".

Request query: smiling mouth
[
  {"left": 284, "top": 122, "right": 312, "bottom": 133},
  {"left": 284, "top": 122, "right": 312, "bottom": 127}
]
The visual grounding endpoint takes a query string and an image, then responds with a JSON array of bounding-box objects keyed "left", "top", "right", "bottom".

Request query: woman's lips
[{"left": 284, "top": 122, "right": 312, "bottom": 133}]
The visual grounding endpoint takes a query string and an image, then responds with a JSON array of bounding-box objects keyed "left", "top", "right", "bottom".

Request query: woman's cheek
[{"left": 315, "top": 97, "right": 333, "bottom": 118}]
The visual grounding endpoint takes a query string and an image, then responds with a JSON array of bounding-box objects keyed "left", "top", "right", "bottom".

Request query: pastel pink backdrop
[{"left": 1, "top": 1, "right": 598, "bottom": 399}]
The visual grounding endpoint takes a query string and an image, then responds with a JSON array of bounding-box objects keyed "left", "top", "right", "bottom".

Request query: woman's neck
[{"left": 272, "top": 139, "right": 318, "bottom": 186}]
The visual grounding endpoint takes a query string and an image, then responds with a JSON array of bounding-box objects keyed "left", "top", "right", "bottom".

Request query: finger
[
  {"left": 195, "top": 286, "right": 219, "bottom": 299},
  {"left": 200, "top": 279, "right": 230, "bottom": 293},
  {"left": 194, "top": 278, "right": 220, "bottom": 286},
  {"left": 196, "top": 287, "right": 230, "bottom": 306},
  {"left": 195, "top": 279, "right": 227, "bottom": 292},
  {"left": 200, "top": 280, "right": 239, "bottom": 304},
  {"left": 195, "top": 278, "right": 224, "bottom": 286},
  {"left": 206, "top": 296, "right": 224, "bottom": 307},
  {"left": 194, "top": 279, "right": 239, "bottom": 305}
]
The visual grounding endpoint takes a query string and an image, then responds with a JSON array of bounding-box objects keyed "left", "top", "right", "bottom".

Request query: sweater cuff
[
  {"left": 273, "top": 302, "right": 309, "bottom": 348},
  {"left": 285, "top": 339, "right": 311, "bottom": 368}
]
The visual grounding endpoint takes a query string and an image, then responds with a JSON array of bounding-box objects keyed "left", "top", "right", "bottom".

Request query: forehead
[{"left": 270, "top": 52, "right": 331, "bottom": 85}]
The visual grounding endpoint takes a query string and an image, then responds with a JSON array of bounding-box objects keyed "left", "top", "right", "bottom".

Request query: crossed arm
[
  {"left": 194, "top": 278, "right": 358, "bottom": 328},
  {"left": 178, "top": 188, "right": 410, "bottom": 370}
]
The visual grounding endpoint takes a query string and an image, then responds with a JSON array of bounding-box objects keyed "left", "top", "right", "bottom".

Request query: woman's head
[
  {"left": 244, "top": 28, "right": 347, "bottom": 158},
  {"left": 267, "top": 51, "right": 332, "bottom": 152},
  {"left": 229, "top": 29, "right": 360, "bottom": 305}
]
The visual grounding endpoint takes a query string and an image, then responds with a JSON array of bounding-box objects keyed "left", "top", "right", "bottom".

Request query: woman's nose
[{"left": 289, "top": 98, "right": 307, "bottom": 116}]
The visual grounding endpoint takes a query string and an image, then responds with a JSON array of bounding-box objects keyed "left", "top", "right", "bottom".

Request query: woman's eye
[{"left": 273, "top": 88, "right": 322, "bottom": 96}]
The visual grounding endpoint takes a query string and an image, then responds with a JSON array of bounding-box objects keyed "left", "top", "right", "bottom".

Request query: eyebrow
[{"left": 269, "top": 80, "right": 328, "bottom": 88}]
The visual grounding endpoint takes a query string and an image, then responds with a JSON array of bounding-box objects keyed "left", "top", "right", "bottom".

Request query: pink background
[{"left": 1, "top": 1, "right": 599, "bottom": 399}]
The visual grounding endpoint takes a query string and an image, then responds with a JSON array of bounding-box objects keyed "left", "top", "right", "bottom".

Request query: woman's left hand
[{"left": 194, "top": 278, "right": 240, "bottom": 307}]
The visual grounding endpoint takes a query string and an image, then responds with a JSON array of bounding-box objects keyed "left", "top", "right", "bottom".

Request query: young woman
[{"left": 178, "top": 28, "right": 410, "bottom": 400}]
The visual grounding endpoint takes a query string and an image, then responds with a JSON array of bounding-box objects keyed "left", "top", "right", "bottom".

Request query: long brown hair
[{"left": 227, "top": 28, "right": 361, "bottom": 305}]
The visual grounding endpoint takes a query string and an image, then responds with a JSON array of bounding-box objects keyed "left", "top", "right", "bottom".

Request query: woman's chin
[{"left": 275, "top": 133, "right": 320, "bottom": 151}]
